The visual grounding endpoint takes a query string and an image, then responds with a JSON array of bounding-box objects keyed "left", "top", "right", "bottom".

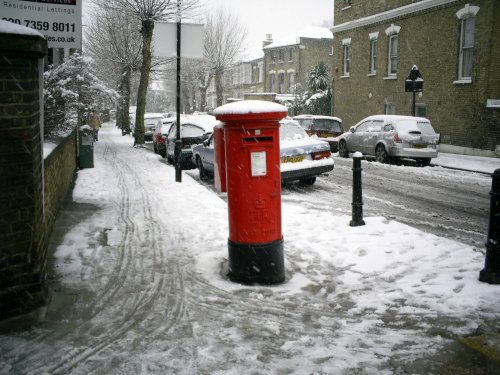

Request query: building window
[
  {"left": 287, "top": 70, "right": 295, "bottom": 94},
  {"left": 388, "top": 34, "right": 398, "bottom": 75},
  {"left": 278, "top": 73, "right": 285, "bottom": 93},
  {"left": 385, "top": 24, "right": 400, "bottom": 77},
  {"left": 279, "top": 49, "right": 285, "bottom": 62},
  {"left": 456, "top": 4, "right": 479, "bottom": 82},
  {"left": 369, "top": 38, "right": 377, "bottom": 74},
  {"left": 342, "top": 38, "right": 351, "bottom": 77},
  {"left": 385, "top": 102, "right": 396, "bottom": 115},
  {"left": 270, "top": 51, "right": 276, "bottom": 63},
  {"left": 269, "top": 73, "right": 276, "bottom": 92},
  {"left": 289, "top": 48, "right": 294, "bottom": 62},
  {"left": 415, "top": 103, "right": 427, "bottom": 118}
]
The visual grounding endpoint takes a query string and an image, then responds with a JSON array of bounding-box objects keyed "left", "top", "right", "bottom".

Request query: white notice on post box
[{"left": 251, "top": 151, "right": 267, "bottom": 177}]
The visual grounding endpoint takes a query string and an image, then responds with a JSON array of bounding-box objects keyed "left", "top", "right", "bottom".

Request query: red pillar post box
[{"left": 214, "top": 101, "right": 288, "bottom": 284}]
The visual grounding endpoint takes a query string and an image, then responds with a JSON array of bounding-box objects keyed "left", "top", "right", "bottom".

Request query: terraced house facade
[
  {"left": 263, "top": 28, "right": 334, "bottom": 97},
  {"left": 332, "top": 0, "right": 500, "bottom": 155}
]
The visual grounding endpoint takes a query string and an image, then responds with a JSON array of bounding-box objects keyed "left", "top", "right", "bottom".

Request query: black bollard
[
  {"left": 479, "top": 168, "right": 500, "bottom": 284},
  {"left": 350, "top": 153, "right": 365, "bottom": 227}
]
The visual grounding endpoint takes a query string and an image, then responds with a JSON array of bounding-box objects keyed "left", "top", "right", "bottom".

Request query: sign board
[
  {"left": 251, "top": 151, "right": 267, "bottom": 177},
  {"left": 153, "top": 22, "right": 204, "bottom": 59},
  {"left": 1, "top": 0, "right": 82, "bottom": 49}
]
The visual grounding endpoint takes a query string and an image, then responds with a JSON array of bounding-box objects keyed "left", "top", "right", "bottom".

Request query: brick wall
[
  {"left": 332, "top": 0, "right": 500, "bottom": 151},
  {"left": 0, "top": 29, "right": 77, "bottom": 321}
]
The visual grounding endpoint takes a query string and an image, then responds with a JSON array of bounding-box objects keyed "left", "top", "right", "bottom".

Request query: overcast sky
[{"left": 203, "top": 0, "right": 334, "bottom": 55}]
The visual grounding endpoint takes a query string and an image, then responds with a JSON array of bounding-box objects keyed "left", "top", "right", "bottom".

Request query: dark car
[
  {"left": 293, "top": 115, "right": 344, "bottom": 152},
  {"left": 165, "top": 115, "right": 218, "bottom": 169},
  {"left": 192, "top": 119, "right": 334, "bottom": 185},
  {"left": 152, "top": 119, "right": 173, "bottom": 157}
]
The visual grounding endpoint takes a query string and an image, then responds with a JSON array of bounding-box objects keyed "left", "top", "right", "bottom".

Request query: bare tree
[
  {"left": 106, "top": 0, "right": 201, "bottom": 146},
  {"left": 204, "top": 7, "right": 247, "bottom": 107},
  {"left": 85, "top": 6, "right": 142, "bottom": 135}
]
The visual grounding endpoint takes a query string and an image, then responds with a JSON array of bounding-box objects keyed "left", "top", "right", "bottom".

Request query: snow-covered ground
[
  {"left": 432, "top": 152, "right": 500, "bottom": 174},
  {"left": 2, "top": 122, "right": 500, "bottom": 374}
]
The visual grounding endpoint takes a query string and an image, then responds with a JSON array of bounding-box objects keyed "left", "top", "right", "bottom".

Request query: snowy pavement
[{"left": 1, "top": 122, "right": 500, "bottom": 374}]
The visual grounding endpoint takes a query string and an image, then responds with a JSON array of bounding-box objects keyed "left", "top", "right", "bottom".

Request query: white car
[{"left": 338, "top": 115, "right": 440, "bottom": 166}]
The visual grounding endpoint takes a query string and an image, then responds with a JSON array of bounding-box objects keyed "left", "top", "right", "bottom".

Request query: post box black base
[
  {"left": 228, "top": 238, "right": 285, "bottom": 285},
  {"left": 479, "top": 243, "right": 500, "bottom": 285}
]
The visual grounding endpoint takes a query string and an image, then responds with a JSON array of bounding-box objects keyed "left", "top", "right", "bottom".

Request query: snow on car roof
[
  {"left": 179, "top": 114, "right": 220, "bottom": 133},
  {"left": 293, "top": 114, "right": 342, "bottom": 122},
  {"left": 213, "top": 100, "right": 287, "bottom": 116},
  {"left": 364, "top": 115, "right": 429, "bottom": 123}
]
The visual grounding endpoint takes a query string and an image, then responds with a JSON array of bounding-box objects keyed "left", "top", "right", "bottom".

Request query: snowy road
[
  {"left": 280, "top": 157, "right": 491, "bottom": 249},
  {"left": 1, "top": 123, "right": 499, "bottom": 374}
]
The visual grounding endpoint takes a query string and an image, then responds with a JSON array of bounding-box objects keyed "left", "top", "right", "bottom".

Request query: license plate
[
  {"left": 282, "top": 155, "right": 306, "bottom": 163},
  {"left": 412, "top": 144, "right": 427, "bottom": 149}
]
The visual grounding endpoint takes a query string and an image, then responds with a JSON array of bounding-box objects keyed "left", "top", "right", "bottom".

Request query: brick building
[
  {"left": 332, "top": 0, "right": 500, "bottom": 155},
  {"left": 263, "top": 27, "right": 334, "bottom": 96}
]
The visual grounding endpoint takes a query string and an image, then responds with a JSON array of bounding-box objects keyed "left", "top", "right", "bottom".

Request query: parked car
[
  {"left": 192, "top": 119, "right": 334, "bottom": 185},
  {"left": 153, "top": 118, "right": 174, "bottom": 157},
  {"left": 337, "top": 115, "right": 440, "bottom": 166},
  {"left": 144, "top": 113, "right": 164, "bottom": 141},
  {"left": 166, "top": 115, "right": 219, "bottom": 169},
  {"left": 293, "top": 115, "right": 344, "bottom": 152}
]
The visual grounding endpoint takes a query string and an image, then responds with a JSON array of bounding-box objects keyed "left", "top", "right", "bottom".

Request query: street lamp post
[{"left": 405, "top": 65, "right": 424, "bottom": 116}]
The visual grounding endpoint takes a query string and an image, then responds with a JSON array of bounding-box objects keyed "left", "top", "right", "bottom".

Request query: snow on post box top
[{"left": 214, "top": 100, "right": 287, "bottom": 123}]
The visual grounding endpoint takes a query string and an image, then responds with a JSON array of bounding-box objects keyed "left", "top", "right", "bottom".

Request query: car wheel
[
  {"left": 416, "top": 158, "right": 431, "bottom": 167},
  {"left": 167, "top": 153, "right": 174, "bottom": 164},
  {"left": 375, "top": 144, "right": 389, "bottom": 164},
  {"left": 338, "top": 140, "right": 349, "bottom": 158},
  {"left": 299, "top": 177, "right": 316, "bottom": 186},
  {"left": 196, "top": 156, "right": 208, "bottom": 180},
  {"left": 159, "top": 148, "right": 166, "bottom": 158}
]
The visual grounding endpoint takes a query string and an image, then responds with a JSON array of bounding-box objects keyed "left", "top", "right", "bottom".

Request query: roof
[
  {"left": 361, "top": 115, "right": 429, "bottom": 122},
  {"left": 264, "top": 27, "right": 333, "bottom": 49},
  {"left": 293, "top": 114, "right": 343, "bottom": 122},
  {"left": 179, "top": 114, "right": 219, "bottom": 133}
]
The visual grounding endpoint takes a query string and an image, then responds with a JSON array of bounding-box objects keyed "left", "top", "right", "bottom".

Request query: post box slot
[{"left": 242, "top": 136, "right": 273, "bottom": 144}]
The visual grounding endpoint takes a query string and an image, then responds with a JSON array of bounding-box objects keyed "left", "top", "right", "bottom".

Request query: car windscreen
[
  {"left": 296, "top": 118, "right": 313, "bottom": 130},
  {"left": 280, "top": 122, "right": 308, "bottom": 141},
  {"left": 181, "top": 124, "right": 205, "bottom": 138},
  {"left": 145, "top": 117, "right": 163, "bottom": 125},
  {"left": 395, "top": 120, "right": 436, "bottom": 134},
  {"left": 313, "top": 119, "right": 343, "bottom": 132}
]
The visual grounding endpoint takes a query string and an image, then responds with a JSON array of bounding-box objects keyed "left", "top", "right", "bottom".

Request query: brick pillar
[{"left": 0, "top": 25, "right": 48, "bottom": 320}]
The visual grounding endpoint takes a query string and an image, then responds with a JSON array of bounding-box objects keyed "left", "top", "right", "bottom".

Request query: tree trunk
[
  {"left": 134, "top": 19, "right": 154, "bottom": 146},
  {"left": 215, "top": 69, "right": 224, "bottom": 107},
  {"left": 198, "top": 73, "right": 212, "bottom": 112},
  {"left": 117, "top": 64, "right": 132, "bottom": 135}
]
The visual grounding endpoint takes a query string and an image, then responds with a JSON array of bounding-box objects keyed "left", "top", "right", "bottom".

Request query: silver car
[
  {"left": 192, "top": 119, "right": 334, "bottom": 185},
  {"left": 338, "top": 115, "right": 440, "bottom": 166}
]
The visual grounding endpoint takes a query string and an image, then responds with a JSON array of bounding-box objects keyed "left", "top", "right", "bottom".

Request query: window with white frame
[
  {"left": 456, "top": 4, "right": 480, "bottom": 81},
  {"left": 385, "top": 24, "right": 400, "bottom": 77},
  {"left": 342, "top": 38, "right": 351, "bottom": 77},
  {"left": 288, "top": 72, "right": 295, "bottom": 92},
  {"left": 278, "top": 73, "right": 285, "bottom": 93},
  {"left": 369, "top": 32, "right": 378, "bottom": 75},
  {"left": 269, "top": 73, "right": 276, "bottom": 92}
]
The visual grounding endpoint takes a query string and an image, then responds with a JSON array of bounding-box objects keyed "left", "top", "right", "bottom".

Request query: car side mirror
[
  {"left": 350, "top": 127, "right": 355, "bottom": 133},
  {"left": 203, "top": 140, "right": 209, "bottom": 147}
]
